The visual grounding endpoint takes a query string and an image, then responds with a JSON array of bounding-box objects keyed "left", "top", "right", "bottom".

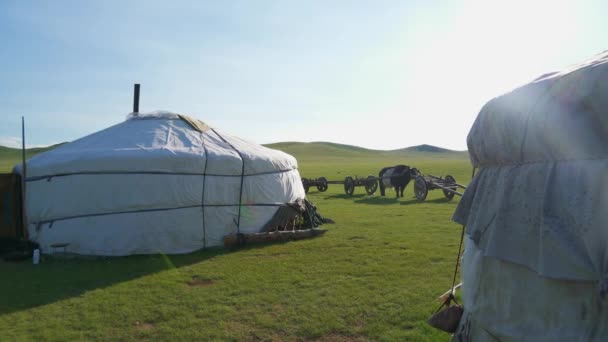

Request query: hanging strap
[
  {"left": 436, "top": 166, "right": 475, "bottom": 311},
  {"left": 434, "top": 223, "right": 465, "bottom": 313},
  {"left": 449, "top": 225, "right": 466, "bottom": 297}
]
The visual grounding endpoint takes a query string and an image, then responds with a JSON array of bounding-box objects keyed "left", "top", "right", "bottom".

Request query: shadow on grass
[
  {"left": 303, "top": 189, "right": 330, "bottom": 195},
  {"left": 323, "top": 194, "right": 366, "bottom": 200},
  {"left": 399, "top": 197, "right": 455, "bottom": 206},
  {"left": 354, "top": 196, "right": 400, "bottom": 205},
  {"left": 0, "top": 247, "right": 227, "bottom": 316},
  {"left": 0, "top": 236, "right": 319, "bottom": 317}
]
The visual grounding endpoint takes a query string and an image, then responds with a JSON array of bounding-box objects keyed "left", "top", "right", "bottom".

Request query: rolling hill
[
  {"left": 265, "top": 141, "right": 467, "bottom": 159},
  {"left": 0, "top": 142, "right": 468, "bottom": 173},
  {"left": 0, "top": 144, "right": 65, "bottom": 172},
  {"left": 0, "top": 144, "right": 60, "bottom": 159}
]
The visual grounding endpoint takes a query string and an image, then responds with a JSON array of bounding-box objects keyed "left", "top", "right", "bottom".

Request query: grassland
[
  {"left": 0, "top": 142, "right": 471, "bottom": 341},
  {"left": 0, "top": 145, "right": 60, "bottom": 172}
]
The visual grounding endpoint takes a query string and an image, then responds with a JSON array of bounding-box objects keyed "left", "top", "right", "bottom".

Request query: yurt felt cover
[
  {"left": 452, "top": 51, "right": 608, "bottom": 340},
  {"left": 454, "top": 51, "right": 608, "bottom": 286},
  {"left": 14, "top": 112, "right": 305, "bottom": 255}
]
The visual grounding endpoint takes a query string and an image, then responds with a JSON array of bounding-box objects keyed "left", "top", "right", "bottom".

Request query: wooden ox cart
[
  {"left": 342, "top": 176, "right": 378, "bottom": 196},
  {"left": 301, "top": 176, "right": 378, "bottom": 196},
  {"left": 413, "top": 174, "right": 466, "bottom": 202},
  {"left": 301, "top": 177, "right": 328, "bottom": 194}
]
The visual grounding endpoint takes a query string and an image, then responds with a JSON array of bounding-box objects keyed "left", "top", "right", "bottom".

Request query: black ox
[{"left": 378, "top": 165, "right": 419, "bottom": 198}]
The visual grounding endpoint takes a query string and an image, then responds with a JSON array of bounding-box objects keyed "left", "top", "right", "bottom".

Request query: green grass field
[
  {"left": 0, "top": 145, "right": 60, "bottom": 173},
  {"left": 0, "top": 142, "right": 471, "bottom": 341}
]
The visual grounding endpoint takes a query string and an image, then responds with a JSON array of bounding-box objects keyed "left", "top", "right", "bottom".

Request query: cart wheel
[
  {"left": 302, "top": 178, "right": 310, "bottom": 194},
  {"left": 414, "top": 176, "right": 428, "bottom": 202},
  {"left": 317, "top": 177, "right": 329, "bottom": 192},
  {"left": 443, "top": 175, "right": 456, "bottom": 201},
  {"left": 344, "top": 176, "right": 355, "bottom": 196},
  {"left": 365, "top": 176, "right": 378, "bottom": 195}
]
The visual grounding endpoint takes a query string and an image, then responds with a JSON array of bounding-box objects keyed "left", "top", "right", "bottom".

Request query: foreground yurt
[
  {"left": 452, "top": 51, "right": 608, "bottom": 340},
  {"left": 14, "top": 111, "right": 305, "bottom": 256}
]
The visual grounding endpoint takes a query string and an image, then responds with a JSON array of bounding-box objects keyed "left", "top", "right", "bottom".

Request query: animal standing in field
[{"left": 378, "top": 165, "right": 419, "bottom": 198}]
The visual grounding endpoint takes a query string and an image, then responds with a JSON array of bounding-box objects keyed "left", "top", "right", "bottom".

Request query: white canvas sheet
[
  {"left": 30, "top": 207, "right": 206, "bottom": 255},
  {"left": 454, "top": 51, "right": 608, "bottom": 287},
  {"left": 466, "top": 51, "right": 608, "bottom": 167},
  {"left": 453, "top": 51, "right": 608, "bottom": 339},
  {"left": 453, "top": 237, "right": 608, "bottom": 341},
  {"left": 16, "top": 111, "right": 305, "bottom": 255}
]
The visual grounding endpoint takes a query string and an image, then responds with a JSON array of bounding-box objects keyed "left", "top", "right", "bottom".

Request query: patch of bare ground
[
  {"left": 223, "top": 321, "right": 288, "bottom": 342},
  {"left": 134, "top": 321, "right": 155, "bottom": 331},
  {"left": 348, "top": 236, "right": 366, "bottom": 241},
  {"left": 187, "top": 275, "right": 215, "bottom": 287}
]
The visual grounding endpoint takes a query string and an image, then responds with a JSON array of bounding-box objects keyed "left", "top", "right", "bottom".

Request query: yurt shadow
[
  {"left": 223, "top": 237, "right": 300, "bottom": 254},
  {"left": 0, "top": 248, "right": 224, "bottom": 316},
  {"left": 353, "top": 196, "right": 399, "bottom": 205},
  {"left": 323, "top": 193, "right": 366, "bottom": 200},
  {"left": 399, "top": 197, "right": 454, "bottom": 206}
]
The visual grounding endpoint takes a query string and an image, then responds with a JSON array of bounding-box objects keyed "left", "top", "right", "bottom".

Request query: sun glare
[{"left": 392, "top": 0, "right": 586, "bottom": 147}]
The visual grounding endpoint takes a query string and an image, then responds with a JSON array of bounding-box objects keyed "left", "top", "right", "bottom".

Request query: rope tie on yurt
[
  {"left": 427, "top": 167, "right": 475, "bottom": 333},
  {"left": 432, "top": 223, "right": 465, "bottom": 315},
  {"left": 441, "top": 166, "right": 474, "bottom": 306},
  {"left": 446, "top": 167, "right": 476, "bottom": 302},
  {"left": 211, "top": 128, "right": 246, "bottom": 234},
  {"left": 236, "top": 162, "right": 246, "bottom": 233},
  {"left": 200, "top": 131, "right": 209, "bottom": 248},
  {"left": 427, "top": 227, "right": 466, "bottom": 334}
]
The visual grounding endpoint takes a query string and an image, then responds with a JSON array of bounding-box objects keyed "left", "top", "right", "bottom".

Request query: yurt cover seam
[
  {"left": 200, "top": 131, "right": 209, "bottom": 248},
  {"left": 25, "top": 169, "right": 297, "bottom": 182},
  {"left": 210, "top": 128, "right": 246, "bottom": 234},
  {"left": 32, "top": 203, "right": 290, "bottom": 225}
]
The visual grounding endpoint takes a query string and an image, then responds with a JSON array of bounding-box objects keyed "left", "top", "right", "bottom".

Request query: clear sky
[{"left": 1, "top": 0, "right": 606, "bottom": 150}]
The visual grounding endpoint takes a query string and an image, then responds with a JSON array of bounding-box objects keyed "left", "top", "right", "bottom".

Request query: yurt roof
[
  {"left": 467, "top": 50, "right": 608, "bottom": 167},
  {"left": 17, "top": 111, "right": 298, "bottom": 178},
  {"left": 454, "top": 51, "right": 608, "bottom": 286}
]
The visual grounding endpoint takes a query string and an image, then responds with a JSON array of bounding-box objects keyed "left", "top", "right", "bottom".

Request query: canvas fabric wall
[
  {"left": 15, "top": 112, "right": 305, "bottom": 255},
  {"left": 451, "top": 237, "right": 608, "bottom": 341},
  {"left": 454, "top": 51, "right": 608, "bottom": 287},
  {"left": 453, "top": 51, "right": 608, "bottom": 339}
]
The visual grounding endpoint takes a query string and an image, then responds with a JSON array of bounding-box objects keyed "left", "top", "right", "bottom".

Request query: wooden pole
[
  {"left": 21, "top": 116, "right": 28, "bottom": 239},
  {"left": 133, "top": 84, "right": 140, "bottom": 113},
  {"left": 437, "top": 283, "right": 462, "bottom": 302}
]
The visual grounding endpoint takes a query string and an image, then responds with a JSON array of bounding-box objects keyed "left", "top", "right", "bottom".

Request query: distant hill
[
  {"left": 396, "top": 144, "right": 462, "bottom": 153},
  {"left": 264, "top": 141, "right": 376, "bottom": 158},
  {"left": 0, "top": 143, "right": 65, "bottom": 172},
  {"left": 1, "top": 141, "right": 463, "bottom": 157},
  {"left": 264, "top": 141, "right": 467, "bottom": 159},
  {"left": 266, "top": 141, "right": 374, "bottom": 153},
  {"left": 0, "top": 143, "right": 64, "bottom": 158},
  {"left": 0, "top": 141, "right": 467, "bottom": 173}
]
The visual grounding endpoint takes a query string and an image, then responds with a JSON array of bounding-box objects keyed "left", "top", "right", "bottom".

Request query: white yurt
[
  {"left": 453, "top": 51, "right": 608, "bottom": 340},
  {"left": 15, "top": 111, "right": 305, "bottom": 256}
]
